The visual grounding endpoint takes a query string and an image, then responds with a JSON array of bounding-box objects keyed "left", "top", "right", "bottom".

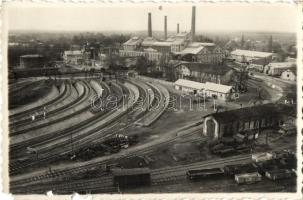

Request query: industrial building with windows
[
  {"left": 202, "top": 104, "right": 296, "bottom": 139},
  {"left": 230, "top": 49, "right": 273, "bottom": 72},
  {"left": 119, "top": 6, "right": 226, "bottom": 65},
  {"left": 174, "top": 79, "right": 233, "bottom": 101}
]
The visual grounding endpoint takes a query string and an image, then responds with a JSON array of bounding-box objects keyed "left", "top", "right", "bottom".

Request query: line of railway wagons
[
  {"left": 188, "top": 151, "right": 296, "bottom": 184},
  {"left": 109, "top": 150, "right": 296, "bottom": 187}
]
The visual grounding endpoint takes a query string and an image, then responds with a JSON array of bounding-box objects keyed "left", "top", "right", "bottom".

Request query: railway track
[
  {"left": 10, "top": 80, "right": 94, "bottom": 135},
  {"left": 135, "top": 81, "right": 170, "bottom": 126},
  {"left": 10, "top": 125, "right": 202, "bottom": 185},
  {"left": 9, "top": 82, "right": 61, "bottom": 118},
  {"left": 10, "top": 81, "right": 70, "bottom": 126},
  {"left": 10, "top": 154, "right": 251, "bottom": 194},
  {"left": 9, "top": 81, "right": 138, "bottom": 174},
  {"left": 9, "top": 81, "right": 91, "bottom": 159},
  {"left": 10, "top": 80, "right": 81, "bottom": 127},
  {"left": 9, "top": 80, "right": 112, "bottom": 160}
]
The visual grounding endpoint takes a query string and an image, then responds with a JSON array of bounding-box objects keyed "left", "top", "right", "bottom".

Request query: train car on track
[
  {"left": 111, "top": 167, "right": 151, "bottom": 188},
  {"left": 234, "top": 172, "right": 262, "bottom": 184},
  {"left": 265, "top": 169, "right": 295, "bottom": 180},
  {"left": 186, "top": 168, "right": 224, "bottom": 180}
]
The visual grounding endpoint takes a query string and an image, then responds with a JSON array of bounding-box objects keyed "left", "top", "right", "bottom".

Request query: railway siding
[
  {"left": 9, "top": 84, "right": 60, "bottom": 117},
  {"left": 31, "top": 81, "right": 139, "bottom": 154},
  {"left": 10, "top": 81, "right": 75, "bottom": 126},
  {"left": 135, "top": 82, "right": 170, "bottom": 126},
  {"left": 10, "top": 80, "right": 96, "bottom": 136}
]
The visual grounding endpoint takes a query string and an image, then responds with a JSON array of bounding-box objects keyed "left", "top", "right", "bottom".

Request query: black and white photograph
[{"left": 2, "top": 2, "right": 302, "bottom": 198}]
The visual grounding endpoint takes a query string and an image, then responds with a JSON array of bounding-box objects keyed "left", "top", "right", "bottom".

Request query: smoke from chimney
[
  {"left": 177, "top": 23, "right": 180, "bottom": 34},
  {"left": 191, "top": 6, "right": 196, "bottom": 41},
  {"left": 164, "top": 16, "right": 167, "bottom": 40},
  {"left": 148, "top": 12, "right": 152, "bottom": 37}
]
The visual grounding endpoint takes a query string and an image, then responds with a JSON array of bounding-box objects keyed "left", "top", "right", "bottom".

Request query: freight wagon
[
  {"left": 112, "top": 168, "right": 151, "bottom": 188},
  {"left": 186, "top": 168, "right": 224, "bottom": 180},
  {"left": 235, "top": 172, "right": 262, "bottom": 184},
  {"left": 265, "top": 169, "right": 295, "bottom": 180}
]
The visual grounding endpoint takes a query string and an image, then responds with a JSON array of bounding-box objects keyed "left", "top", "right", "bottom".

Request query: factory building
[
  {"left": 174, "top": 62, "right": 235, "bottom": 85},
  {"left": 63, "top": 50, "right": 84, "bottom": 65},
  {"left": 19, "top": 54, "right": 45, "bottom": 69},
  {"left": 174, "top": 79, "right": 232, "bottom": 101},
  {"left": 230, "top": 49, "right": 273, "bottom": 72},
  {"left": 174, "top": 79, "right": 205, "bottom": 95},
  {"left": 120, "top": 6, "right": 225, "bottom": 65},
  {"left": 202, "top": 104, "right": 295, "bottom": 139}
]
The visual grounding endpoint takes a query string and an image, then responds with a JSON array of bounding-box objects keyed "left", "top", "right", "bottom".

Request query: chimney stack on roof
[
  {"left": 148, "top": 12, "right": 152, "bottom": 37},
  {"left": 177, "top": 23, "right": 180, "bottom": 34},
  {"left": 164, "top": 16, "right": 167, "bottom": 40},
  {"left": 191, "top": 6, "right": 196, "bottom": 41}
]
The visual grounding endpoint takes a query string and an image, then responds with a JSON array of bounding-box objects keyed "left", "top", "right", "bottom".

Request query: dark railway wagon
[
  {"left": 265, "top": 169, "right": 295, "bottom": 180},
  {"left": 186, "top": 168, "right": 224, "bottom": 180},
  {"left": 112, "top": 168, "right": 151, "bottom": 188}
]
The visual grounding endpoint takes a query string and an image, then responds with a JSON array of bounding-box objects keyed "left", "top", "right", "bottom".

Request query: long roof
[
  {"left": 268, "top": 62, "right": 296, "bottom": 69},
  {"left": 174, "top": 79, "right": 205, "bottom": 90},
  {"left": 231, "top": 49, "right": 273, "bottom": 58},
  {"left": 204, "top": 82, "right": 232, "bottom": 93},
  {"left": 64, "top": 50, "right": 82, "bottom": 55},
  {"left": 20, "top": 54, "right": 43, "bottom": 58},
  {"left": 124, "top": 37, "right": 142, "bottom": 45},
  {"left": 178, "top": 46, "right": 204, "bottom": 55},
  {"left": 203, "top": 103, "right": 296, "bottom": 123}
]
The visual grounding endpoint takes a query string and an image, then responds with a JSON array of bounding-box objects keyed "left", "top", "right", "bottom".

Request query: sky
[{"left": 5, "top": 3, "right": 299, "bottom": 33}]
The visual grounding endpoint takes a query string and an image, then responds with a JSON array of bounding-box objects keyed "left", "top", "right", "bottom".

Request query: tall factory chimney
[
  {"left": 177, "top": 23, "right": 180, "bottom": 34},
  {"left": 164, "top": 16, "right": 167, "bottom": 40},
  {"left": 191, "top": 6, "right": 196, "bottom": 41},
  {"left": 148, "top": 12, "right": 152, "bottom": 37}
]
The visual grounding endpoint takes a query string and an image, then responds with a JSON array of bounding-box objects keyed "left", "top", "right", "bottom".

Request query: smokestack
[
  {"left": 191, "top": 6, "right": 196, "bottom": 41},
  {"left": 164, "top": 16, "right": 167, "bottom": 40},
  {"left": 177, "top": 23, "right": 180, "bottom": 34},
  {"left": 148, "top": 12, "right": 152, "bottom": 37}
]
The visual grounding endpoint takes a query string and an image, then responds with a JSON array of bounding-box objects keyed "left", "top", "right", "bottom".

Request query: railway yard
[{"left": 9, "top": 68, "right": 297, "bottom": 194}]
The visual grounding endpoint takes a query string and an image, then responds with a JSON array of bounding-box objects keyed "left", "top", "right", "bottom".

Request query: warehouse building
[
  {"left": 174, "top": 79, "right": 232, "bottom": 101},
  {"left": 120, "top": 6, "right": 225, "bottom": 65},
  {"left": 174, "top": 62, "right": 235, "bottom": 85},
  {"left": 174, "top": 79, "right": 205, "bottom": 95},
  {"left": 202, "top": 104, "right": 296, "bottom": 139},
  {"left": 63, "top": 50, "right": 83, "bottom": 65},
  {"left": 204, "top": 82, "right": 233, "bottom": 101},
  {"left": 230, "top": 49, "right": 273, "bottom": 72}
]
